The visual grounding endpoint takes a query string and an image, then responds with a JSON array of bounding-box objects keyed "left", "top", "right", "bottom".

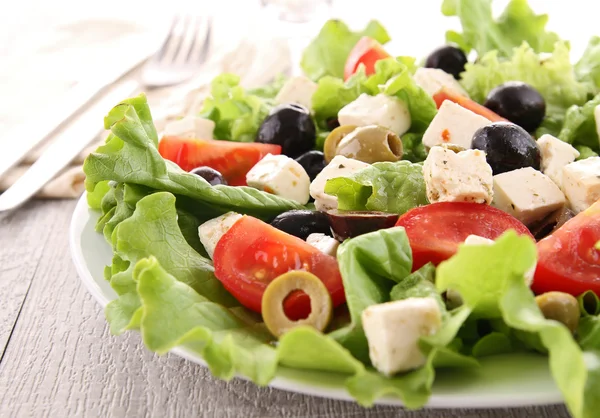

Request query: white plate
[{"left": 70, "top": 193, "right": 563, "bottom": 409}]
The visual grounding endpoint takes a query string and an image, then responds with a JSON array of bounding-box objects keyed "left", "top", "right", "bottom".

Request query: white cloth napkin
[{"left": 0, "top": 6, "right": 292, "bottom": 199}]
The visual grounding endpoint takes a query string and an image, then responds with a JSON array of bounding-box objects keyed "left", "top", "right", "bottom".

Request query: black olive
[
  {"left": 424, "top": 46, "right": 468, "bottom": 79},
  {"left": 484, "top": 82, "right": 546, "bottom": 132},
  {"left": 256, "top": 104, "right": 316, "bottom": 158},
  {"left": 295, "top": 151, "right": 326, "bottom": 182},
  {"left": 270, "top": 210, "right": 332, "bottom": 240},
  {"left": 189, "top": 166, "right": 228, "bottom": 186},
  {"left": 326, "top": 210, "right": 399, "bottom": 241},
  {"left": 471, "top": 122, "right": 541, "bottom": 175}
]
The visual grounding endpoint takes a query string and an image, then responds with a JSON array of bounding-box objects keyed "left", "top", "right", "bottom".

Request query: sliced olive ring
[
  {"left": 335, "top": 125, "right": 403, "bottom": 164},
  {"left": 535, "top": 291, "right": 580, "bottom": 334},
  {"left": 323, "top": 125, "right": 357, "bottom": 163},
  {"left": 262, "top": 271, "right": 332, "bottom": 338}
]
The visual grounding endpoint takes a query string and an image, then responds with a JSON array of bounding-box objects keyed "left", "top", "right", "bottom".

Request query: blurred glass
[
  {"left": 260, "top": 0, "right": 332, "bottom": 75},
  {"left": 260, "top": 0, "right": 332, "bottom": 23}
]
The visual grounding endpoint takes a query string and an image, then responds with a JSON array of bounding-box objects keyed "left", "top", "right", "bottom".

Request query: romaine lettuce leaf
[
  {"left": 84, "top": 94, "right": 302, "bottom": 221},
  {"left": 436, "top": 231, "right": 600, "bottom": 418},
  {"left": 558, "top": 93, "right": 600, "bottom": 152},
  {"left": 575, "top": 36, "right": 600, "bottom": 96},
  {"left": 199, "top": 73, "right": 272, "bottom": 142},
  {"left": 312, "top": 58, "right": 437, "bottom": 134},
  {"left": 460, "top": 42, "right": 589, "bottom": 137},
  {"left": 105, "top": 192, "right": 238, "bottom": 335},
  {"left": 301, "top": 19, "right": 390, "bottom": 81},
  {"left": 390, "top": 263, "right": 443, "bottom": 310},
  {"left": 324, "top": 161, "right": 428, "bottom": 214},
  {"left": 441, "top": 0, "right": 560, "bottom": 57},
  {"left": 328, "top": 227, "right": 413, "bottom": 363}
]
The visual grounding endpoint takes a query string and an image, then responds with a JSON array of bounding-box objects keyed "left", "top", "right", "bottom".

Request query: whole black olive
[
  {"left": 471, "top": 122, "right": 541, "bottom": 175},
  {"left": 270, "top": 210, "right": 332, "bottom": 240},
  {"left": 295, "top": 151, "right": 326, "bottom": 182},
  {"left": 190, "top": 166, "right": 228, "bottom": 186},
  {"left": 256, "top": 104, "right": 316, "bottom": 158},
  {"left": 484, "top": 82, "right": 546, "bottom": 132},
  {"left": 424, "top": 46, "right": 468, "bottom": 79}
]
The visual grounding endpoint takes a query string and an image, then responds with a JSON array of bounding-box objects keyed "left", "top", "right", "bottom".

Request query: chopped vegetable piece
[{"left": 262, "top": 271, "right": 333, "bottom": 338}]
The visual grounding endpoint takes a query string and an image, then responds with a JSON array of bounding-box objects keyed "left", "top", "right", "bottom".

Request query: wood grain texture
[{"left": 0, "top": 201, "right": 572, "bottom": 418}]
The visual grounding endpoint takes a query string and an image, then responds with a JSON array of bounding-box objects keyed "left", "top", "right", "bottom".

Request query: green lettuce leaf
[
  {"left": 84, "top": 94, "right": 302, "bottom": 221},
  {"left": 135, "top": 256, "right": 278, "bottom": 383},
  {"left": 442, "top": 0, "right": 560, "bottom": 57},
  {"left": 558, "top": 94, "right": 600, "bottom": 152},
  {"left": 328, "top": 227, "right": 413, "bottom": 363},
  {"left": 199, "top": 73, "right": 272, "bottom": 142},
  {"left": 437, "top": 231, "right": 600, "bottom": 418},
  {"left": 401, "top": 133, "right": 428, "bottom": 163},
  {"left": 87, "top": 180, "right": 111, "bottom": 210},
  {"left": 390, "top": 263, "right": 443, "bottom": 310},
  {"left": 312, "top": 58, "right": 437, "bottom": 134},
  {"left": 105, "top": 192, "right": 238, "bottom": 335},
  {"left": 134, "top": 253, "right": 469, "bottom": 409},
  {"left": 460, "top": 42, "right": 589, "bottom": 137},
  {"left": 247, "top": 74, "right": 287, "bottom": 99},
  {"left": 301, "top": 19, "right": 390, "bottom": 81},
  {"left": 575, "top": 36, "right": 600, "bottom": 96},
  {"left": 311, "top": 68, "right": 371, "bottom": 128},
  {"left": 324, "top": 161, "right": 428, "bottom": 214}
]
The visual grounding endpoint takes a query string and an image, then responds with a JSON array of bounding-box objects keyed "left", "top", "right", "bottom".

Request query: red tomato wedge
[
  {"left": 213, "top": 216, "right": 345, "bottom": 320},
  {"left": 533, "top": 200, "right": 600, "bottom": 297},
  {"left": 344, "top": 36, "right": 391, "bottom": 80},
  {"left": 395, "top": 202, "right": 533, "bottom": 271},
  {"left": 433, "top": 88, "right": 508, "bottom": 122},
  {"left": 158, "top": 136, "right": 281, "bottom": 186}
]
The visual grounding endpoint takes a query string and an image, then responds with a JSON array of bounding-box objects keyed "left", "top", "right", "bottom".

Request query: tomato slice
[
  {"left": 395, "top": 202, "right": 533, "bottom": 271},
  {"left": 213, "top": 216, "right": 345, "bottom": 320},
  {"left": 533, "top": 200, "right": 600, "bottom": 297},
  {"left": 344, "top": 36, "right": 391, "bottom": 80},
  {"left": 433, "top": 88, "right": 508, "bottom": 122},
  {"left": 158, "top": 136, "right": 281, "bottom": 186}
]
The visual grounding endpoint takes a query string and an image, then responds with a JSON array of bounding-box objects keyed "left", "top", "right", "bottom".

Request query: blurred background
[{"left": 0, "top": 0, "right": 596, "bottom": 172}]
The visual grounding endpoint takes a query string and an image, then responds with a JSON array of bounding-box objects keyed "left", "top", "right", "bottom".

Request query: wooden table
[{"left": 0, "top": 200, "right": 571, "bottom": 417}]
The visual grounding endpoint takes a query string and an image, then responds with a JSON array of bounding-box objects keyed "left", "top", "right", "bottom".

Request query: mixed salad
[{"left": 83, "top": 1, "right": 600, "bottom": 416}]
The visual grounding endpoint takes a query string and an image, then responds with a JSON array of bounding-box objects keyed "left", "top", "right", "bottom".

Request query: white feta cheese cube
[
  {"left": 198, "top": 212, "right": 243, "bottom": 259},
  {"left": 462, "top": 235, "right": 534, "bottom": 285},
  {"left": 246, "top": 154, "right": 310, "bottom": 205},
  {"left": 493, "top": 167, "right": 566, "bottom": 225},
  {"left": 595, "top": 105, "right": 600, "bottom": 141},
  {"left": 338, "top": 93, "right": 411, "bottom": 136},
  {"left": 537, "top": 134, "right": 580, "bottom": 189},
  {"left": 362, "top": 297, "right": 442, "bottom": 376},
  {"left": 164, "top": 116, "right": 215, "bottom": 139},
  {"left": 422, "top": 100, "right": 492, "bottom": 150},
  {"left": 562, "top": 157, "right": 600, "bottom": 213},
  {"left": 413, "top": 67, "right": 469, "bottom": 98},
  {"left": 423, "top": 146, "right": 493, "bottom": 204},
  {"left": 306, "top": 233, "right": 339, "bottom": 257},
  {"left": 309, "top": 155, "right": 370, "bottom": 211},
  {"left": 275, "top": 76, "right": 318, "bottom": 109}
]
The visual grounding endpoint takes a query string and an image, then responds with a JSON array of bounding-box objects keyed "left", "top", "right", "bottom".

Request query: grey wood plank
[
  {"left": 0, "top": 200, "right": 71, "bottom": 361},
  {"left": 0, "top": 201, "right": 572, "bottom": 418}
]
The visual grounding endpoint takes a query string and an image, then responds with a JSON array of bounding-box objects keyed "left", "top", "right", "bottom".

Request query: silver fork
[
  {"left": 0, "top": 15, "right": 212, "bottom": 212},
  {"left": 142, "top": 15, "right": 212, "bottom": 88}
]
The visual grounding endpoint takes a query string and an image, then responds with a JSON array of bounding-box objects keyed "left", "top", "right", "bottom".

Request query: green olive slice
[
  {"left": 535, "top": 291, "right": 580, "bottom": 334},
  {"left": 323, "top": 125, "right": 357, "bottom": 163},
  {"left": 335, "top": 125, "right": 403, "bottom": 164},
  {"left": 262, "top": 271, "right": 332, "bottom": 338}
]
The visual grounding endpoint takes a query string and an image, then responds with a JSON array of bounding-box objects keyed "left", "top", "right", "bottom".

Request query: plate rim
[{"left": 69, "top": 193, "right": 564, "bottom": 409}]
